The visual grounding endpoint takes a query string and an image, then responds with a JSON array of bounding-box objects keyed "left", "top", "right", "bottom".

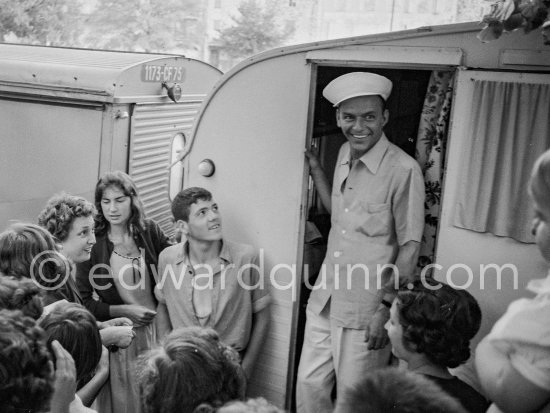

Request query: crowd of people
[{"left": 0, "top": 72, "right": 549, "bottom": 412}]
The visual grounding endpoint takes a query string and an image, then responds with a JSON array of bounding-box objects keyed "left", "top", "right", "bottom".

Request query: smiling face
[
  {"left": 60, "top": 215, "right": 96, "bottom": 263},
  {"left": 385, "top": 300, "right": 412, "bottom": 362},
  {"left": 181, "top": 199, "right": 222, "bottom": 243},
  {"left": 336, "top": 95, "right": 388, "bottom": 159},
  {"left": 100, "top": 186, "right": 132, "bottom": 228}
]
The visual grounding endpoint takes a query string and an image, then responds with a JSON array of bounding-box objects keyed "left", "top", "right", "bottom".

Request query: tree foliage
[
  {"left": 478, "top": 0, "right": 549, "bottom": 44},
  {"left": 0, "top": 0, "right": 83, "bottom": 45},
  {"left": 216, "top": 0, "right": 295, "bottom": 59},
  {"left": 83, "top": 0, "right": 204, "bottom": 53}
]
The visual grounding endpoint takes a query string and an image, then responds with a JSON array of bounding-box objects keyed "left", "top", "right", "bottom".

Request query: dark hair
[
  {"left": 0, "top": 223, "right": 71, "bottom": 291},
  {"left": 0, "top": 309, "right": 54, "bottom": 413},
  {"left": 335, "top": 368, "right": 466, "bottom": 413},
  {"left": 38, "top": 193, "right": 96, "bottom": 242},
  {"left": 94, "top": 170, "right": 146, "bottom": 236},
  {"left": 396, "top": 280, "right": 482, "bottom": 368},
  {"left": 0, "top": 275, "right": 43, "bottom": 320},
  {"left": 39, "top": 302, "right": 102, "bottom": 389},
  {"left": 171, "top": 187, "right": 212, "bottom": 222},
  {"left": 138, "top": 327, "right": 243, "bottom": 413},
  {"left": 195, "top": 398, "right": 284, "bottom": 413}
]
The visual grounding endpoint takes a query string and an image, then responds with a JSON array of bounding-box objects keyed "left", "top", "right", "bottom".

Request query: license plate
[{"left": 142, "top": 65, "right": 186, "bottom": 83}]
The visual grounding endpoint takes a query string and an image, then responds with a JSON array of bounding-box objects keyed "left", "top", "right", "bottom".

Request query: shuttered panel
[{"left": 129, "top": 100, "right": 203, "bottom": 238}]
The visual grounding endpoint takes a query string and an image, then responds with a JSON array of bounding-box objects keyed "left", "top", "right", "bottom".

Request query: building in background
[
  {"left": 0, "top": 0, "right": 484, "bottom": 72},
  {"left": 202, "top": 0, "right": 483, "bottom": 71}
]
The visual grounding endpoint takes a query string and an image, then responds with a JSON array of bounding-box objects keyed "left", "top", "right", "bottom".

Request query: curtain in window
[
  {"left": 453, "top": 80, "right": 550, "bottom": 243},
  {"left": 415, "top": 71, "right": 455, "bottom": 269}
]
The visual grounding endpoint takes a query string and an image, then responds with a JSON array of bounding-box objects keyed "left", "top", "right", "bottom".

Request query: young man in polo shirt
[{"left": 154, "top": 187, "right": 270, "bottom": 381}]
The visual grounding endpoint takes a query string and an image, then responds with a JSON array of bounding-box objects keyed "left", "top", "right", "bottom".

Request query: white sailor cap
[{"left": 323, "top": 72, "right": 393, "bottom": 107}]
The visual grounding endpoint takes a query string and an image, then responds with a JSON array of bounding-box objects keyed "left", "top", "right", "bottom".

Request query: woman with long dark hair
[{"left": 77, "top": 171, "right": 171, "bottom": 413}]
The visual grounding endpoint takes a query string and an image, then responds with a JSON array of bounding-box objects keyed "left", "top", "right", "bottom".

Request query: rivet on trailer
[
  {"left": 181, "top": 22, "right": 550, "bottom": 409},
  {"left": 0, "top": 44, "right": 222, "bottom": 238}
]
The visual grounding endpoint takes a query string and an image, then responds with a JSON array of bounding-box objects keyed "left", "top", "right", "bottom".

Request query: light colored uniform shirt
[
  {"left": 308, "top": 134, "right": 425, "bottom": 329},
  {"left": 154, "top": 239, "right": 270, "bottom": 351}
]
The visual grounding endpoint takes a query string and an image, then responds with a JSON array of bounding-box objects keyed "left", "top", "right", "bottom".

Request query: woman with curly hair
[
  {"left": 76, "top": 171, "right": 171, "bottom": 413},
  {"left": 38, "top": 192, "right": 97, "bottom": 267},
  {"left": 385, "top": 280, "right": 489, "bottom": 413},
  {"left": 137, "top": 327, "right": 244, "bottom": 413},
  {"left": 38, "top": 193, "right": 141, "bottom": 410}
]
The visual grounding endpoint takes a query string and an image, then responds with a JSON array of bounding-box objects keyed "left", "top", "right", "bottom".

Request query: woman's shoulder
[
  {"left": 142, "top": 218, "right": 161, "bottom": 231},
  {"left": 428, "top": 375, "right": 489, "bottom": 413},
  {"left": 140, "top": 219, "right": 166, "bottom": 239}
]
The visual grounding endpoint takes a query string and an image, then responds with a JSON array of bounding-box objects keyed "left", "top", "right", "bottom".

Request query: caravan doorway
[{"left": 292, "top": 65, "right": 452, "bottom": 408}]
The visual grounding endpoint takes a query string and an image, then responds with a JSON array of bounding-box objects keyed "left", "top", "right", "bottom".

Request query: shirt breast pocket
[{"left": 359, "top": 202, "right": 391, "bottom": 237}]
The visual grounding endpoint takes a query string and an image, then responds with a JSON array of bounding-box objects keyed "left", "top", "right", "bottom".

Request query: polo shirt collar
[
  {"left": 175, "top": 240, "right": 232, "bottom": 265},
  {"left": 340, "top": 134, "right": 389, "bottom": 175}
]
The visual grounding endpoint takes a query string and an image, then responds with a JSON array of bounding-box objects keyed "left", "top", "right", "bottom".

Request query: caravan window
[{"left": 169, "top": 133, "right": 186, "bottom": 201}]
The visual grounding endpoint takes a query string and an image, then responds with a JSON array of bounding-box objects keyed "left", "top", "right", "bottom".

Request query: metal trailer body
[
  {"left": 0, "top": 44, "right": 221, "bottom": 237},
  {"left": 184, "top": 22, "right": 550, "bottom": 408}
]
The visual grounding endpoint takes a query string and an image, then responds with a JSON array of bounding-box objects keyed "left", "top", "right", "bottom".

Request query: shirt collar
[
  {"left": 175, "top": 240, "right": 232, "bottom": 265},
  {"left": 339, "top": 134, "right": 390, "bottom": 175}
]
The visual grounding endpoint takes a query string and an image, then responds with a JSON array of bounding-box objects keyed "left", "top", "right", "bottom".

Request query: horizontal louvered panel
[{"left": 129, "top": 101, "right": 201, "bottom": 239}]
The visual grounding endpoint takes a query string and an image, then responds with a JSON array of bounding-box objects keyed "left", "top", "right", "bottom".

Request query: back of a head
[
  {"left": 396, "top": 280, "right": 482, "bottom": 368},
  {"left": 0, "top": 275, "right": 43, "bottom": 320},
  {"left": 138, "top": 327, "right": 242, "bottom": 413},
  {"left": 0, "top": 223, "right": 70, "bottom": 290},
  {"left": 0, "top": 309, "right": 54, "bottom": 413},
  {"left": 39, "top": 301, "right": 101, "bottom": 387},
  {"left": 335, "top": 368, "right": 467, "bottom": 413},
  {"left": 194, "top": 397, "right": 284, "bottom": 413}
]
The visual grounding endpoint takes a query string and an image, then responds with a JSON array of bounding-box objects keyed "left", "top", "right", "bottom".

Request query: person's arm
[
  {"left": 476, "top": 337, "right": 550, "bottom": 413},
  {"left": 109, "top": 304, "right": 156, "bottom": 327},
  {"left": 98, "top": 317, "right": 132, "bottom": 328},
  {"left": 47, "top": 340, "right": 76, "bottom": 413},
  {"left": 76, "top": 258, "right": 111, "bottom": 321},
  {"left": 305, "top": 150, "right": 332, "bottom": 214},
  {"left": 241, "top": 306, "right": 270, "bottom": 380},
  {"left": 155, "top": 302, "right": 172, "bottom": 340},
  {"left": 99, "top": 325, "right": 135, "bottom": 348},
  {"left": 365, "top": 240, "right": 420, "bottom": 349},
  {"left": 76, "top": 345, "right": 109, "bottom": 407}
]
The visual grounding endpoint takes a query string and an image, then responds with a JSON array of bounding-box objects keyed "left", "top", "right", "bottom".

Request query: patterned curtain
[{"left": 415, "top": 71, "right": 455, "bottom": 271}]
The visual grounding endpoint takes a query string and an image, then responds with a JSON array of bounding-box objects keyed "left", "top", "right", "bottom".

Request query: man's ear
[
  {"left": 382, "top": 108, "right": 389, "bottom": 127},
  {"left": 176, "top": 219, "right": 189, "bottom": 235},
  {"left": 335, "top": 108, "right": 341, "bottom": 128}
]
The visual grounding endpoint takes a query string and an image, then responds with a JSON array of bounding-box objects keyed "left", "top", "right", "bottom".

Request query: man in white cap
[{"left": 296, "top": 72, "right": 425, "bottom": 412}]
